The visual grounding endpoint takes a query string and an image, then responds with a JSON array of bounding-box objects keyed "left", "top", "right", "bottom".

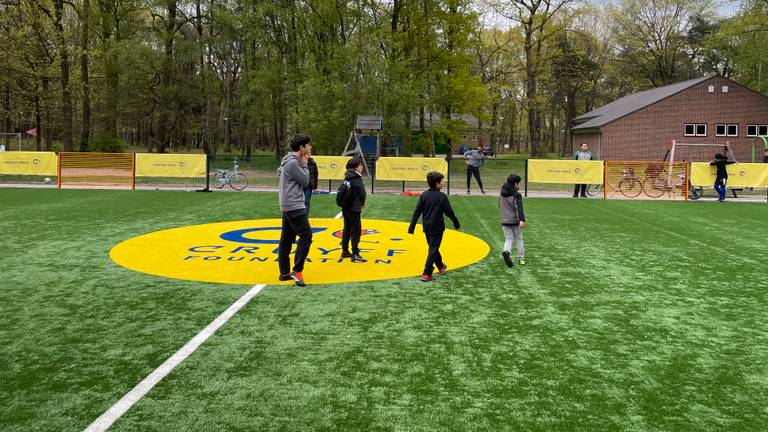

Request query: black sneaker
[
  {"left": 278, "top": 273, "right": 293, "bottom": 281},
  {"left": 340, "top": 251, "right": 353, "bottom": 259},
  {"left": 290, "top": 271, "right": 305, "bottom": 287},
  {"left": 466, "top": 189, "right": 471, "bottom": 195},
  {"left": 502, "top": 251, "right": 514, "bottom": 268},
  {"left": 481, "top": 189, "right": 487, "bottom": 195},
  {"left": 351, "top": 253, "right": 367, "bottom": 263}
]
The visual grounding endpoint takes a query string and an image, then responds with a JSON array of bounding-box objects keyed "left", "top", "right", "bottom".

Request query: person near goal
[
  {"left": 277, "top": 134, "right": 313, "bottom": 286},
  {"left": 573, "top": 142, "right": 593, "bottom": 197},
  {"left": 304, "top": 156, "right": 319, "bottom": 216},
  {"left": 710, "top": 147, "right": 736, "bottom": 202}
]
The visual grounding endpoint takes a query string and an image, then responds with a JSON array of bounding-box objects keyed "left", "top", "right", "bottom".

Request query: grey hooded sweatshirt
[{"left": 278, "top": 153, "right": 310, "bottom": 212}]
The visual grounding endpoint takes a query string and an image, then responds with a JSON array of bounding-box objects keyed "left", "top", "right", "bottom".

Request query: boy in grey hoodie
[
  {"left": 277, "top": 134, "right": 313, "bottom": 286},
  {"left": 499, "top": 174, "right": 526, "bottom": 267}
]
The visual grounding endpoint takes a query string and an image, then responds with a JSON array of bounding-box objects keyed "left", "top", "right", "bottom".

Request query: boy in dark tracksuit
[
  {"left": 341, "top": 158, "right": 367, "bottom": 262},
  {"left": 709, "top": 148, "right": 735, "bottom": 202},
  {"left": 408, "top": 171, "right": 461, "bottom": 282},
  {"left": 304, "top": 157, "right": 319, "bottom": 216}
]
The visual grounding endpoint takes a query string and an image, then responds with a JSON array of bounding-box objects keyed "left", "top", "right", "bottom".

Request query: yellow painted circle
[{"left": 109, "top": 218, "right": 489, "bottom": 285}]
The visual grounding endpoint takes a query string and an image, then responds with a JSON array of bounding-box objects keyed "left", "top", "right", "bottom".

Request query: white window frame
[
  {"left": 715, "top": 124, "right": 727, "bottom": 137},
  {"left": 722, "top": 85, "right": 729, "bottom": 93},
  {"left": 684, "top": 124, "right": 696, "bottom": 136},
  {"left": 759, "top": 125, "right": 768, "bottom": 136},
  {"left": 707, "top": 85, "right": 715, "bottom": 93},
  {"left": 695, "top": 124, "right": 707, "bottom": 137},
  {"left": 727, "top": 124, "right": 738, "bottom": 137},
  {"left": 747, "top": 125, "right": 758, "bottom": 137}
]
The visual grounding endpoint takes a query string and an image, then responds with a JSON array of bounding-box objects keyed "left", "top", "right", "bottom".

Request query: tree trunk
[
  {"left": 42, "top": 77, "right": 53, "bottom": 151},
  {"left": 525, "top": 32, "right": 540, "bottom": 157},
  {"left": 79, "top": 0, "right": 91, "bottom": 151},
  {"left": 34, "top": 91, "right": 42, "bottom": 151},
  {"left": 53, "top": 0, "right": 74, "bottom": 152},
  {"left": 156, "top": 0, "right": 177, "bottom": 154}
]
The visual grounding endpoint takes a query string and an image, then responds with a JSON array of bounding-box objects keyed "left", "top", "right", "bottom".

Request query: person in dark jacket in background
[
  {"left": 304, "top": 157, "right": 319, "bottom": 216},
  {"left": 408, "top": 171, "right": 461, "bottom": 282},
  {"left": 341, "top": 158, "right": 367, "bottom": 262},
  {"left": 499, "top": 174, "right": 526, "bottom": 268},
  {"left": 710, "top": 146, "right": 736, "bottom": 202},
  {"left": 763, "top": 147, "right": 768, "bottom": 163}
]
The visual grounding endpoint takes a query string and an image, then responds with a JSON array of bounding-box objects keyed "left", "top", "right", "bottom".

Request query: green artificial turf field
[{"left": 1, "top": 188, "right": 767, "bottom": 431}]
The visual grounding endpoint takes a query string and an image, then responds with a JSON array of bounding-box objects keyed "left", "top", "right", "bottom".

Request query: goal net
[
  {"left": 58, "top": 152, "right": 135, "bottom": 190},
  {"left": 604, "top": 160, "right": 689, "bottom": 200},
  {"left": 0, "top": 132, "right": 21, "bottom": 151}
]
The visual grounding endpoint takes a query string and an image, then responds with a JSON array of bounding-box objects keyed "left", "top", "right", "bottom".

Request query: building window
[
  {"left": 716, "top": 124, "right": 727, "bottom": 136},
  {"left": 722, "top": 85, "right": 729, "bottom": 93},
  {"left": 760, "top": 125, "right": 768, "bottom": 136},
  {"left": 748, "top": 125, "right": 758, "bottom": 137},
  {"left": 708, "top": 85, "right": 715, "bottom": 93},
  {"left": 685, "top": 124, "right": 707, "bottom": 137},
  {"left": 727, "top": 124, "right": 738, "bottom": 137}
]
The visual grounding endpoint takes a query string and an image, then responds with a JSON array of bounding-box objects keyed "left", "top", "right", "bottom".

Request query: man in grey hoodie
[{"left": 277, "top": 134, "right": 313, "bottom": 286}]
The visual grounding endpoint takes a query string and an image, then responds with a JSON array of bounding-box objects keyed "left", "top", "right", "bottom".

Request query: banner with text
[
  {"left": 135, "top": 153, "right": 206, "bottom": 177},
  {"left": 690, "top": 162, "right": 768, "bottom": 187},
  {"left": 527, "top": 159, "right": 603, "bottom": 184},
  {"left": 313, "top": 156, "right": 350, "bottom": 180},
  {"left": 375, "top": 157, "right": 448, "bottom": 181},
  {"left": 0, "top": 151, "right": 58, "bottom": 175}
]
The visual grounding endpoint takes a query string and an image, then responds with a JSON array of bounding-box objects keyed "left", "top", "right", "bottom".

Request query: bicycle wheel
[
  {"left": 688, "top": 185, "right": 703, "bottom": 200},
  {"left": 213, "top": 171, "right": 227, "bottom": 189},
  {"left": 586, "top": 184, "right": 603, "bottom": 197},
  {"left": 618, "top": 179, "right": 642, "bottom": 198},
  {"left": 642, "top": 177, "right": 665, "bottom": 198},
  {"left": 229, "top": 173, "right": 248, "bottom": 190}
]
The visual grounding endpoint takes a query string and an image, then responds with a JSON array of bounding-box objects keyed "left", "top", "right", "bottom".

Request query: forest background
[{"left": 0, "top": 0, "right": 765, "bottom": 157}]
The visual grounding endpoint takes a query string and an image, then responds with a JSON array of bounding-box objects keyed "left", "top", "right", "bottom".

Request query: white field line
[
  {"left": 335, "top": 211, "right": 342, "bottom": 219},
  {"left": 84, "top": 284, "right": 267, "bottom": 432}
]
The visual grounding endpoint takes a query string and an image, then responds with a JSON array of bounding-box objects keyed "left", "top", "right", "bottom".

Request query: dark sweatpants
[
  {"left": 423, "top": 231, "right": 445, "bottom": 276},
  {"left": 467, "top": 166, "right": 484, "bottom": 191},
  {"left": 341, "top": 209, "right": 362, "bottom": 254},
  {"left": 278, "top": 209, "right": 313, "bottom": 275},
  {"left": 573, "top": 184, "right": 587, "bottom": 197}
]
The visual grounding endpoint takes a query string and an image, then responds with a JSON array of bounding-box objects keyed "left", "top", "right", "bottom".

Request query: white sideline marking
[
  {"left": 84, "top": 284, "right": 267, "bottom": 432},
  {"left": 335, "top": 211, "right": 343, "bottom": 219}
]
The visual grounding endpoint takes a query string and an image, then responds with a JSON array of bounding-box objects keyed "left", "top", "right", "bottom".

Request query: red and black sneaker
[
  {"left": 290, "top": 271, "right": 306, "bottom": 287},
  {"left": 420, "top": 274, "right": 435, "bottom": 282},
  {"left": 438, "top": 265, "right": 448, "bottom": 276}
]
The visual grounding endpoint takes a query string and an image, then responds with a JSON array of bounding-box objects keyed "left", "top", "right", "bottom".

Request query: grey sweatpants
[{"left": 502, "top": 225, "right": 524, "bottom": 260}]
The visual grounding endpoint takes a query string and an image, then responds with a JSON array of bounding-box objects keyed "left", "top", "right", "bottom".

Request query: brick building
[{"left": 572, "top": 76, "right": 768, "bottom": 162}]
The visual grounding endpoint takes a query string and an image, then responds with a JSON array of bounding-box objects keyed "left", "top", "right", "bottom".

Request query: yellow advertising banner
[
  {"left": 0, "top": 151, "right": 58, "bottom": 175},
  {"left": 375, "top": 157, "right": 448, "bottom": 181},
  {"left": 135, "top": 153, "right": 207, "bottom": 177},
  {"left": 690, "top": 162, "right": 768, "bottom": 187},
  {"left": 312, "top": 156, "right": 350, "bottom": 180},
  {"left": 527, "top": 159, "right": 603, "bottom": 184}
]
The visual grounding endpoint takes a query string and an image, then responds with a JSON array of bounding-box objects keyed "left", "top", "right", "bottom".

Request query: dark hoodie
[
  {"left": 499, "top": 182, "right": 525, "bottom": 226},
  {"left": 343, "top": 168, "right": 366, "bottom": 212},
  {"left": 709, "top": 153, "right": 735, "bottom": 181}
]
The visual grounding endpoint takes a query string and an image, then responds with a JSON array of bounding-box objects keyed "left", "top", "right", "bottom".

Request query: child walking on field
[
  {"left": 408, "top": 171, "right": 461, "bottom": 282},
  {"left": 499, "top": 174, "right": 526, "bottom": 267}
]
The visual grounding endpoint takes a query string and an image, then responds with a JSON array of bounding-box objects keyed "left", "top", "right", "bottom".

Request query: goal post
[
  {"left": 58, "top": 152, "right": 135, "bottom": 190},
  {"left": 0, "top": 132, "right": 22, "bottom": 151}
]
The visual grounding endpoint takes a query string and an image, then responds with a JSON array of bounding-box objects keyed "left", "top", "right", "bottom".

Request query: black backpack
[{"left": 336, "top": 180, "right": 352, "bottom": 207}]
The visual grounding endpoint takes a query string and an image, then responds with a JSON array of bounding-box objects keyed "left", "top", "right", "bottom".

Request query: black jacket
[
  {"left": 710, "top": 158, "right": 735, "bottom": 180},
  {"left": 307, "top": 158, "right": 319, "bottom": 190},
  {"left": 343, "top": 168, "right": 366, "bottom": 212},
  {"left": 408, "top": 189, "right": 460, "bottom": 235}
]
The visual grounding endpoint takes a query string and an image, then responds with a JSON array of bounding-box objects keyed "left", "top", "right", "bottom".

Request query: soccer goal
[
  {"left": 58, "top": 152, "right": 135, "bottom": 190},
  {"left": 0, "top": 132, "right": 22, "bottom": 151}
]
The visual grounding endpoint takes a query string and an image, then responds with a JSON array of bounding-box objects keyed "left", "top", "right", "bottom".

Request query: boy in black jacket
[
  {"left": 304, "top": 157, "right": 319, "bottom": 216},
  {"left": 408, "top": 171, "right": 460, "bottom": 282},
  {"left": 341, "top": 158, "right": 367, "bottom": 262}
]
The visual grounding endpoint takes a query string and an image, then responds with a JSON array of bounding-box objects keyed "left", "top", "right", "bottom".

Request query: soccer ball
[{"left": 44, "top": 177, "right": 51, "bottom": 184}]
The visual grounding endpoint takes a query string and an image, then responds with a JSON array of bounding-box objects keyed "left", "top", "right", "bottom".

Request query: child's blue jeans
[{"left": 714, "top": 178, "right": 727, "bottom": 200}]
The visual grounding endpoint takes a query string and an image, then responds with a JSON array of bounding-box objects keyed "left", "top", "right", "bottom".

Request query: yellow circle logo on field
[{"left": 109, "top": 218, "right": 490, "bottom": 285}]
